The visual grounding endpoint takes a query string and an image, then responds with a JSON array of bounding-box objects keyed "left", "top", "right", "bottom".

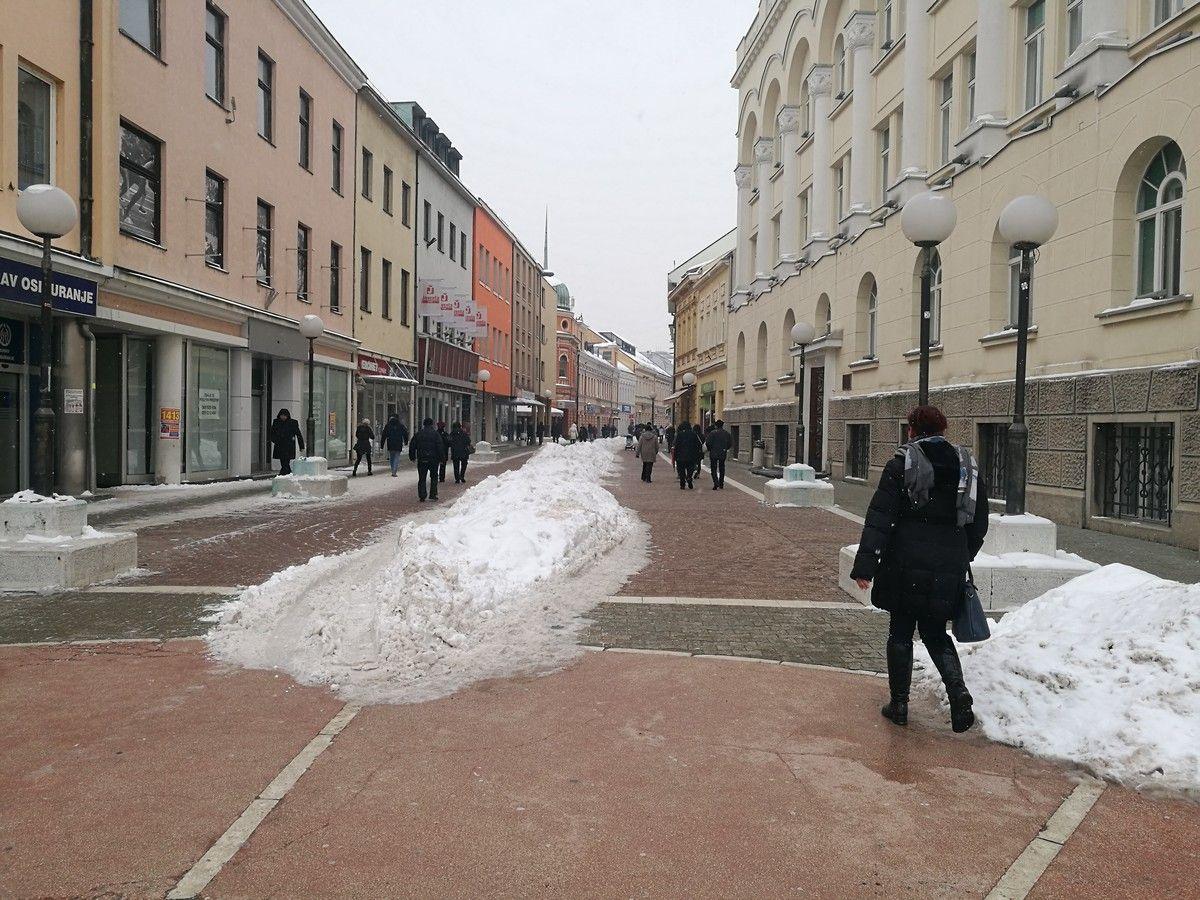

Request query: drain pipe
[
  {"left": 79, "top": 320, "right": 96, "bottom": 491},
  {"left": 79, "top": 0, "right": 95, "bottom": 257}
]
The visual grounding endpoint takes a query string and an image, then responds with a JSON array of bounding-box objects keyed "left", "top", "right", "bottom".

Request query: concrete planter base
[
  {"left": 472, "top": 441, "right": 500, "bottom": 463},
  {"left": 271, "top": 457, "right": 349, "bottom": 500},
  {"left": 0, "top": 531, "right": 138, "bottom": 592},
  {"left": 764, "top": 478, "right": 835, "bottom": 508}
]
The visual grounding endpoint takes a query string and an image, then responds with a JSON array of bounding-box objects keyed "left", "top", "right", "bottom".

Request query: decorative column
[
  {"left": 153, "top": 335, "right": 184, "bottom": 485},
  {"left": 845, "top": 11, "right": 877, "bottom": 235},
  {"left": 752, "top": 136, "right": 776, "bottom": 292},
  {"left": 958, "top": 0, "right": 1009, "bottom": 161},
  {"left": 733, "top": 165, "right": 753, "bottom": 304},
  {"left": 229, "top": 348, "right": 252, "bottom": 477},
  {"left": 807, "top": 65, "right": 835, "bottom": 253},
  {"left": 775, "top": 105, "right": 804, "bottom": 276},
  {"left": 1061, "top": 0, "right": 1131, "bottom": 94},
  {"left": 893, "top": 0, "right": 931, "bottom": 205}
]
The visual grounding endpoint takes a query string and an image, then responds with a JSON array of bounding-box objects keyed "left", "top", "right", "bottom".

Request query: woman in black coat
[
  {"left": 270, "top": 408, "right": 304, "bottom": 476},
  {"left": 448, "top": 422, "right": 473, "bottom": 483},
  {"left": 672, "top": 420, "right": 703, "bottom": 490},
  {"left": 352, "top": 418, "right": 374, "bottom": 476},
  {"left": 850, "top": 406, "right": 989, "bottom": 733}
]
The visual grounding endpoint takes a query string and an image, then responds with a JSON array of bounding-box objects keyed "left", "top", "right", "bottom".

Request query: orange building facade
[{"left": 472, "top": 204, "right": 513, "bottom": 441}]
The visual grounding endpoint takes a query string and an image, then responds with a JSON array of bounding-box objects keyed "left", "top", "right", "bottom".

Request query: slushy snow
[
  {"left": 207, "top": 440, "right": 646, "bottom": 704},
  {"left": 914, "top": 564, "right": 1200, "bottom": 794}
]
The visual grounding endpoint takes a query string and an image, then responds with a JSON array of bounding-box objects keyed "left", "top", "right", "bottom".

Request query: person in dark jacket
[
  {"left": 448, "top": 422, "right": 473, "bottom": 483},
  {"left": 409, "top": 418, "right": 443, "bottom": 501},
  {"left": 664, "top": 424, "right": 676, "bottom": 452},
  {"left": 352, "top": 418, "right": 374, "bottom": 476},
  {"left": 850, "top": 406, "right": 989, "bottom": 734},
  {"left": 672, "top": 420, "right": 703, "bottom": 490},
  {"left": 379, "top": 415, "right": 409, "bottom": 477},
  {"left": 690, "top": 423, "right": 705, "bottom": 480},
  {"left": 536, "top": 421, "right": 545, "bottom": 445},
  {"left": 435, "top": 421, "right": 450, "bottom": 483},
  {"left": 704, "top": 420, "right": 733, "bottom": 490},
  {"left": 270, "top": 408, "right": 304, "bottom": 476}
]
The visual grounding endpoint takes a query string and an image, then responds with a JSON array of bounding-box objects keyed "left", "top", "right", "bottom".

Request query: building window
[
  {"left": 800, "top": 83, "right": 812, "bottom": 135},
  {"left": 1094, "top": 423, "right": 1174, "bottom": 524},
  {"left": 381, "top": 258, "right": 392, "bottom": 319},
  {"left": 1154, "top": 0, "right": 1186, "bottom": 28},
  {"left": 558, "top": 355, "right": 568, "bottom": 379},
  {"left": 880, "top": 0, "right": 895, "bottom": 48},
  {"left": 298, "top": 90, "right": 312, "bottom": 170},
  {"left": 361, "top": 148, "right": 373, "bottom": 200},
  {"left": 939, "top": 73, "right": 954, "bottom": 165},
  {"left": 255, "top": 199, "right": 272, "bottom": 284},
  {"left": 17, "top": 67, "right": 53, "bottom": 189},
  {"left": 1024, "top": 1, "right": 1045, "bottom": 111},
  {"left": 437, "top": 212, "right": 445, "bottom": 253},
  {"left": 800, "top": 189, "right": 810, "bottom": 242},
  {"left": 878, "top": 127, "right": 891, "bottom": 203},
  {"left": 450, "top": 224, "right": 458, "bottom": 261},
  {"left": 847, "top": 424, "right": 870, "bottom": 479},
  {"left": 120, "top": 0, "right": 160, "bottom": 55},
  {"left": 772, "top": 213, "right": 782, "bottom": 262},
  {"left": 400, "top": 268, "right": 410, "bottom": 325},
  {"left": 401, "top": 182, "right": 411, "bottom": 226},
  {"left": 424, "top": 201, "right": 432, "bottom": 243},
  {"left": 1136, "top": 141, "right": 1186, "bottom": 299},
  {"left": 1007, "top": 245, "right": 1036, "bottom": 327},
  {"left": 296, "top": 223, "right": 310, "bottom": 302},
  {"left": 257, "top": 51, "right": 274, "bottom": 141},
  {"left": 835, "top": 160, "right": 846, "bottom": 222},
  {"left": 834, "top": 35, "right": 847, "bottom": 98},
  {"left": 929, "top": 249, "right": 943, "bottom": 344},
  {"left": 331, "top": 122, "right": 343, "bottom": 193},
  {"left": 867, "top": 280, "right": 878, "bottom": 358},
  {"left": 204, "top": 170, "right": 224, "bottom": 268},
  {"left": 966, "top": 52, "right": 977, "bottom": 122},
  {"left": 383, "top": 166, "right": 393, "bottom": 214},
  {"left": 1066, "top": 0, "right": 1084, "bottom": 55},
  {"left": 330, "top": 243, "right": 342, "bottom": 312},
  {"left": 461, "top": 232, "right": 468, "bottom": 268},
  {"left": 205, "top": 4, "right": 226, "bottom": 104},
  {"left": 359, "top": 247, "right": 371, "bottom": 311},
  {"left": 118, "top": 121, "right": 161, "bottom": 242},
  {"left": 978, "top": 423, "right": 1009, "bottom": 501}
]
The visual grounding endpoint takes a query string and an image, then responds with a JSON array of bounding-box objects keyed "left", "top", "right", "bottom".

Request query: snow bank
[
  {"left": 3, "top": 491, "right": 76, "bottom": 504},
  {"left": 914, "top": 564, "right": 1200, "bottom": 793},
  {"left": 207, "top": 441, "right": 646, "bottom": 704}
]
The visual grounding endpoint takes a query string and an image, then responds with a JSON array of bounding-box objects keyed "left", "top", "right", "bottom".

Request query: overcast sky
[{"left": 308, "top": 0, "right": 751, "bottom": 353}]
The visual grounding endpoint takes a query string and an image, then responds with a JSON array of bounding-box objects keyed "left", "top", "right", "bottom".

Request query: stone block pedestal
[
  {"left": 0, "top": 494, "right": 137, "bottom": 591},
  {"left": 271, "top": 457, "right": 349, "bottom": 500},
  {"left": 472, "top": 440, "right": 500, "bottom": 463},
  {"left": 764, "top": 464, "right": 835, "bottom": 508}
]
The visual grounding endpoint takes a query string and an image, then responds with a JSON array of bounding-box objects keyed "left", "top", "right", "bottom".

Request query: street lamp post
[
  {"left": 900, "top": 192, "right": 957, "bottom": 406},
  {"left": 298, "top": 314, "right": 325, "bottom": 457},
  {"left": 478, "top": 368, "right": 492, "bottom": 442},
  {"left": 790, "top": 321, "right": 816, "bottom": 465},
  {"left": 16, "top": 185, "right": 79, "bottom": 496},
  {"left": 999, "top": 194, "right": 1058, "bottom": 515},
  {"left": 681, "top": 372, "right": 696, "bottom": 423}
]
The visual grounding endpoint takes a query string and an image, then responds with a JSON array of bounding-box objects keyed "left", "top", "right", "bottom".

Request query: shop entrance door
[
  {"left": 0, "top": 373, "right": 21, "bottom": 495},
  {"left": 251, "top": 357, "right": 271, "bottom": 472},
  {"left": 808, "top": 366, "right": 825, "bottom": 471},
  {"left": 94, "top": 335, "right": 123, "bottom": 488}
]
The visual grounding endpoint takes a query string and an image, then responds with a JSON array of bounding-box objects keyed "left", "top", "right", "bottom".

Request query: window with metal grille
[
  {"left": 847, "top": 424, "right": 870, "bottom": 479},
  {"left": 1094, "top": 423, "right": 1174, "bottom": 524},
  {"left": 978, "top": 422, "right": 1009, "bottom": 500}
]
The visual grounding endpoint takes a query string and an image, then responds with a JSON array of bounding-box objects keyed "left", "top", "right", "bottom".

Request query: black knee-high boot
[
  {"left": 882, "top": 639, "right": 912, "bottom": 726},
  {"left": 928, "top": 641, "right": 974, "bottom": 733}
]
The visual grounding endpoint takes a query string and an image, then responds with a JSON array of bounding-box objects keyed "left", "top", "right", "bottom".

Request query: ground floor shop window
[
  {"left": 187, "top": 344, "right": 229, "bottom": 473},
  {"left": 1094, "top": 423, "right": 1174, "bottom": 525},
  {"left": 301, "top": 365, "right": 350, "bottom": 461},
  {"left": 977, "top": 422, "right": 1009, "bottom": 500},
  {"left": 847, "top": 424, "right": 870, "bottom": 479}
]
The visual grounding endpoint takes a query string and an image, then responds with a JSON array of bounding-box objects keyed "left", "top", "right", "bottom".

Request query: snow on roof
[
  {"left": 616, "top": 361, "right": 632, "bottom": 372},
  {"left": 635, "top": 351, "right": 670, "bottom": 378}
]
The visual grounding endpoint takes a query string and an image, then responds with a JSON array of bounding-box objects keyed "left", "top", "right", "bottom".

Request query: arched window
[
  {"left": 735, "top": 332, "right": 746, "bottom": 385},
  {"left": 1136, "top": 141, "right": 1186, "bottom": 298},
  {"left": 800, "top": 79, "right": 812, "bottom": 135},
  {"left": 929, "top": 249, "right": 944, "bottom": 344},
  {"left": 867, "top": 281, "right": 878, "bottom": 358},
  {"left": 756, "top": 322, "right": 768, "bottom": 381},
  {"left": 816, "top": 293, "right": 832, "bottom": 336},
  {"left": 834, "top": 35, "right": 848, "bottom": 98},
  {"left": 782, "top": 308, "right": 796, "bottom": 367},
  {"left": 557, "top": 354, "right": 568, "bottom": 379}
]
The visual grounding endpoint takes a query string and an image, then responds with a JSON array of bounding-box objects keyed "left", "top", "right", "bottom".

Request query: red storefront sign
[{"left": 418, "top": 337, "right": 479, "bottom": 391}]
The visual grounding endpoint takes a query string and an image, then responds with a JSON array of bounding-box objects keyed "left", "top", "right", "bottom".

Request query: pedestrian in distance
[
  {"left": 704, "top": 419, "right": 732, "bottom": 490},
  {"left": 536, "top": 421, "right": 545, "bottom": 445},
  {"left": 449, "top": 421, "right": 473, "bottom": 483},
  {"left": 637, "top": 423, "right": 660, "bottom": 483},
  {"left": 270, "top": 408, "right": 304, "bottom": 476},
  {"left": 568, "top": 421, "right": 578, "bottom": 443},
  {"left": 380, "top": 414, "right": 409, "bottom": 477},
  {"left": 691, "top": 423, "right": 705, "bottom": 480},
  {"left": 409, "top": 418, "right": 443, "bottom": 502},
  {"left": 664, "top": 424, "right": 676, "bottom": 453},
  {"left": 436, "top": 421, "right": 450, "bottom": 483},
  {"left": 850, "top": 405, "right": 989, "bottom": 733},
  {"left": 672, "top": 419, "right": 703, "bottom": 490},
  {"left": 352, "top": 418, "right": 374, "bottom": 476}
]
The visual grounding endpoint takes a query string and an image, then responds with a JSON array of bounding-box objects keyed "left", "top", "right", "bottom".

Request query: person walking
[
  {"left": 690, "top": 423, "right": 705, "bottom": 480},
  {"left": 664, "top": 424, "right": 676, "bottom": 453},
  {"left": 270, "top": 408, "right": 304, "bottom": 476},
  {"left": 850, "top": 406, "right": 989, "bottom": 733},
  {"left": 409, "top": 418, "right": 443, "bottom": 502},
  {"left": 672, "top": 419, "right": 703, "bottom": 490},
  {"left": 352, "top": 418, "right": 374, "bottom": 476},
  {"left": 536, "top": 421, "right": 545, "bottom": 445},
  {"left": 704, "top": 419, "right": 732, "bottom": 490},
  {"left": 449, "top": 421, "right": 473, "bottom": 483},
  {"left": 436, "top": 421, "right": 450, "bottom": 483},
  {"left": 637, "top": 423, "right": 660, "bottom": 483},
  {"left": 568, "top": 421, "right": 578, "bottom": 443},
  {"left": 380, "top": 414, "right": 409, "bottom": 477},
  {"left": 551, "top": 420, "right": 561, "bottom": 443}
]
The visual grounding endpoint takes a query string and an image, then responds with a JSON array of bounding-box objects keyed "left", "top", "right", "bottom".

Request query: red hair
[{"left": 908, "top": 405, "right": 948, "bottom": 438}]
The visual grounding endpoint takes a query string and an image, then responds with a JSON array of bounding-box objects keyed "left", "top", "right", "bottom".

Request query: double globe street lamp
[
  {"left": 998, "top": 194, "right": 1059, "bottom": 515},
  {"left": 16, "top": 185, "right": 80, "bottom": 496},
  {"left": 790, "top": 321, "right": 817, "bottom": 464},
  {"left": 901, "top": 191, "right": 958, "bottom": 406},
  {"left": 299, "top": 314, "right": 325, "bottom": 457}
]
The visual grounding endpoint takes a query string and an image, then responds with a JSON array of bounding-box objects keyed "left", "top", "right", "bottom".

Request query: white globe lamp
[
  {"left": 999, "top": 194, "right": 1059, "bottom": 250},
  {"left": 17, "top": 184, "right": 78, "bottom": 238},
  {"left": 901, "top": 191, "right": 957, "bottom": 248}
]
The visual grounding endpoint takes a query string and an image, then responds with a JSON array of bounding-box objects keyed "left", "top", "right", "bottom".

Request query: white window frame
[
  {"left": 834, "top": 36, "right": 848, "bottom": 98},
  {"left": 800, "top": 189, "right": 810, "bottom": 243},
  {"left": 17, "top": 65, "right": 55, "bottom": 188},
  {"left": 835, "top": 160, "right": 846, "bottom": 222},
  {"left": 1066, "top": 0, "right": 1084, "bottom": 55},
  {"left": 1135, "top": 144, "right": 1187, "bottom": 299},
  {"left": 1153, "top": 0, "right": 1186, "bottom": 28},
  {"left": 867, "top": 280, "right": 878, "bottom": 358},
  {"left": 1024, "top": 1, "right": 1046, "bottom": 111},
  {"left": 939, "top": 73, "right": 954, "bottom": 166},
  {"left": 880, "top": 0, "right": 895, "bottom": 49},
  {"left": 966, "top": 52, "right": 977, "bottom": 122},
  {"left": 929, "top": 250, "right": 943, "bottom": 344},
  {"left": 879, "top": 126, "right": 891, "bottom": 203},
  {"left": 1007, "top": 246, "right": 1027, "bottom": 327}
]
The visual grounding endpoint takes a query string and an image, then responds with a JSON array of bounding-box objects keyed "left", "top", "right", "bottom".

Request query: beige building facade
[{"left": 728, "top": 0, "right": 1200, "bottom": 547}]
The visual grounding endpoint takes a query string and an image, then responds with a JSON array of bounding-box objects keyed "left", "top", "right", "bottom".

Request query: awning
[
  {"left": 663, "top": 388, "right": 689, "bottom": 401},
  {"left": 514, "top": 405, "right": 535, "bottom": 414},
  {"left": 550, "top": 408, "right": 565, "bottom": 416}
]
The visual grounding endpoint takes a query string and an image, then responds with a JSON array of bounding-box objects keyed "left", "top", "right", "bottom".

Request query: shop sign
[
  {"left": 0, "top": 318, "right": 24, "bottom": 365},
  {"left": 0, "top": 257, "right": 97, "bottom": 316},
  {"left": 160, "top": 407, "right": 181, "bottom": 439},
  {"left": 357, "top": 353, "right": 388, "bottom": 376},
  {"left": 63, "top": 388, "right": 84, "bottom": 415},
  {"left": 197, "top": 389, "right": 221, "bottom": 420}
]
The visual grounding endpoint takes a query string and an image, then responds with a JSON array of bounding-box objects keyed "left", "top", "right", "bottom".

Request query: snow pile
[
  {"left": 914, "top": 564, "right": 1200, "bottom": 793},
  {"left": 3, "top": 491, "right": 76, "bottom": 504},
  {"left": 207, "top": 440, "right": 646, "bottom": 704}
]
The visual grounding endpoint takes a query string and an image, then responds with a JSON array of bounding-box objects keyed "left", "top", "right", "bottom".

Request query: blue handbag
[{"left": 952, "top": 566, "right": 991, "bottom": 643}]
